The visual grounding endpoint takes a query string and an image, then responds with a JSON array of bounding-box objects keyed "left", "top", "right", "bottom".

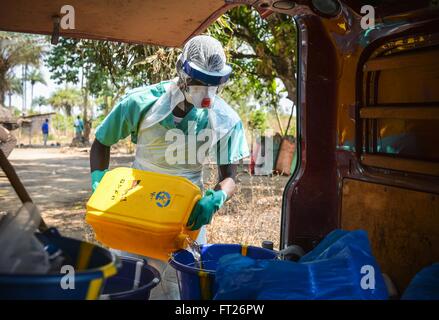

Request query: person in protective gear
[{"left": 89, "top": 35, "right": 249, "bottom": 299}]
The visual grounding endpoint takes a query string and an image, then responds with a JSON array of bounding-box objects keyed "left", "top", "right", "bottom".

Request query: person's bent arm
[
  {"left": 215, "top": 163, "right": 237, "bottom": 200},
  {"left": 213, "top": 120, "right": 248, "bottom": 201},
  {"left": 89, "top": 87, "right": 160, "bottom": 192},
  {"left": 90, "top": 139, "right": 111, "bottom": 192},
  {"left": 187, "top": 119, "right": 249, "bottom": 230},
  {"left": 187, "top": 164, "right": 237, "bottom": 230},
  {"left": 90, "top": 139, "right": 110, "bottom": 172}
]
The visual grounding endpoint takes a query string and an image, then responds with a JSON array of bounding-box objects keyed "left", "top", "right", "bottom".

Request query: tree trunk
[
  {"left": 81, "top": 68, "right": 90, "bottom": 143},
  {"left": 82, "top": 87, "right": 90, "bottom": 142},
  {"left": 0, "top": 69, "right": 6, "bottom": 106},
  {"left": 104, "top": 95, "right": 109, "bottom": 115},
  {"left": 0, "top": 65, "right": 8, "bottom": 106},
  {"left": 273, "top": 106, "right": 285, "bottom": 136},
  {"left": 278, "top": 75, "right": 297, "bottom": 137},
  {"left": 22, "top": 64, "right": 27, "bottom": 112},
  {"left": 284, "top": 105, "right": 295, "bottom": 137},
  {"left": 30, "top": 83, "right": 34, "bottom": 112},
  {"left": 278, "top": 75, "right": 297, "bottom": 105},
  {"left": 64, "top": 105, "right": 72, "bottom": 116},
  {"left": 0, "top": 85, "right": 5, "bottom": 106}
]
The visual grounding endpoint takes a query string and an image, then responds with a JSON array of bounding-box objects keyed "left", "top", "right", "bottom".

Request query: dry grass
[{"left": 204, "top": 164, "right": 288, "bottom": 250}]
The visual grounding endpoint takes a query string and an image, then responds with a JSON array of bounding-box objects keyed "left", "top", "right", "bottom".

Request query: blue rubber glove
[
  {"left": 91, "top": 169, "right": 108, "bottom": 193},
  {"left": 187, "top": 189, "right": 227, "bottom": 231}
]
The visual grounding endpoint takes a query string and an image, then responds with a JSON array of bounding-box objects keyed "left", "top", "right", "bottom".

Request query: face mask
[{"left": 184, "top": 85, "right": 218, "bottom": 109}]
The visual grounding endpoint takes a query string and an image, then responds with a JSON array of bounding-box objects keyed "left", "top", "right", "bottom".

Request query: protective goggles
[{"left": 182, "top": 60, "right": 232, "bottom": 86}]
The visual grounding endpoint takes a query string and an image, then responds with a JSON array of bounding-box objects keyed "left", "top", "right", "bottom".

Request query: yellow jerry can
[{"left": 86, "top": 167, "right": 202, "bottom": 261}]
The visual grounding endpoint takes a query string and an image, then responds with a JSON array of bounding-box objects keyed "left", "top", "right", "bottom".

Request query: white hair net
[{"left": 177, "top": 35, "right": 228, "bottom": 81}]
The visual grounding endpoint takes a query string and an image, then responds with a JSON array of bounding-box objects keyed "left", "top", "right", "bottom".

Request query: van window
[{"left": 360, "top": 42, "right": 439, "bottom": 175}]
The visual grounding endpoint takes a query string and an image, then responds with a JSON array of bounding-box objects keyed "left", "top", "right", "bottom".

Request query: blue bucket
[
  {"left": 100, "top": 256, "right": 160, "bottom": 300},
  {"left": 0, "top": 228, "right": 119, "bottom": 300},
  {"left": 169, "top": 244, "right": 277, "bottom": 300}
]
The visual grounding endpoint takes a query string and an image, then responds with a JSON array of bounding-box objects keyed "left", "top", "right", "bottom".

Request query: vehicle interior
[{"left": 1, "top": 0, "right": 438, "bottom": 296}]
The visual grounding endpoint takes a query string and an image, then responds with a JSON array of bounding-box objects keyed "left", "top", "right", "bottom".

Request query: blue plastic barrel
[
  {"left": 100, "top": 256, "right": 160, "bottom": 300},
  {"left": 169, "top": 244, "right": 277, "bottom": 300},
  {"left": 0, "top": 228, "right": 119, "bottom": 300}
]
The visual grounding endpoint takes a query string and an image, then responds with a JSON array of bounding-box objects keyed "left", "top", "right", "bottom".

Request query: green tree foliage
[
  {"left": 248, "top": 109, "right": 268, "bottom": 132},
  {"left": 4, "top": 74, "right": 22, "bottom": 107},
  {"left": 44, "top": 7, "right": 298, "bottom": 139},
  {"left": 48, "top": 88, "right": 81, "bottom": 116},
  {"left": 46, "top": 38, "right": 116, "bottom": 96},
  {"left": 27, "top": 69, "right": 46, "bottom": 110},
  {"left": 46, "top": 37, "right": 180, "bottom": 142},
  {"left": 52, "top": 112, "right": 74, "bottom": 135},
  {"left": 0, "top": 32, "right": 44, "bottom": 106},
  {"left": 45, "top": 38, "right": 179, "bottom": 115},
  {"left": 32, "top": 95, "right": 47, "bottom": 112},
  {"left": 209, "top": 7, "right": 297, "bottom": 136}
]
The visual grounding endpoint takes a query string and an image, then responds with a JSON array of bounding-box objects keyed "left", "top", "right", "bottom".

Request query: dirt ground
[{"left": 0, "top": 147, "right": 289, "bottom": 249}]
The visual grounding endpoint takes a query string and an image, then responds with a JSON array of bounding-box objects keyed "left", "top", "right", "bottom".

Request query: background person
[
  {"left": 41, "top": 118, "right": 49, "bottom": 146},
  {"left": 74, "top": 115, "right": 84, "bottom": 140}
]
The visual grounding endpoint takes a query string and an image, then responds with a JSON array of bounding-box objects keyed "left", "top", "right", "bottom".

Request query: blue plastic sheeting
[
  {"left": 402, "top": 263, "right": 439, "bottom": 300},
  {"left": 214, "top": 230, "right": 388, "bottom": 300}
]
